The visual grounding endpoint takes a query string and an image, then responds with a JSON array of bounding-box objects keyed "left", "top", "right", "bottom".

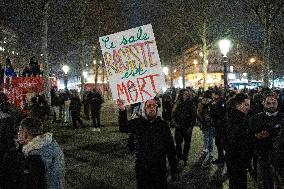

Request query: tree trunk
[
  {"left": 79, "top": 39, "right": 85, "bottom": 96},
  {"left": 102, "top": 62, "right": 105, "bottom": 97},
  {"left": 94, "top": 51, "right": 100, "bottom": 90},
  {"left": 182, "top": 57, "right": 186, "bottom": 88},
  {"left": 262, "top": 21, "right": 271, "bottom": 88},
  {"left": 42, "top": 1, "right": 50, "bottom": 103},
  {"left": 201, "top": 22, "right": 208, "bottom": 90}
]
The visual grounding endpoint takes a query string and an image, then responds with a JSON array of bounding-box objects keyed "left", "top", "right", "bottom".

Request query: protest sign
[
  {"left": 99, "top": 24, "right": 166, "bottom": 105},
  {"left": 5, "top": 77, "right": 45, "bottom": 111}
]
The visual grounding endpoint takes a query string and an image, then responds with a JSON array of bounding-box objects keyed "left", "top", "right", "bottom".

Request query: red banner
[{"left": 5, "top": 77, "right": 45, "bottom": 111}]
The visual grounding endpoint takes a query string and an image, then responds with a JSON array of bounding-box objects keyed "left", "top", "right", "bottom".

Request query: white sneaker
[
  {"left": 92, "top": 128, "right": 97, "bottom": 132},
  {"left": 97, "top": 128, "right": 101, "bottom": 132}
]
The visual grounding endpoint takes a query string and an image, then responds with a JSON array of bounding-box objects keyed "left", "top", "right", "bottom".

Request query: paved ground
[{"left": 51, "top": 100, "right": 257, "bottom": 189}]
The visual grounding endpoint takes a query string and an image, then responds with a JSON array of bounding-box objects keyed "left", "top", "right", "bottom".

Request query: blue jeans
[{"left": 203, "top": 127, "right": 215, "bottom": 156}]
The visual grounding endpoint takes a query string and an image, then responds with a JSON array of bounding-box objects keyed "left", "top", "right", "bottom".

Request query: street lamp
[
  {"left": 250, "top": 58, "right": 256, "bottom": 64},
  {"left": 162, "top": 67, "right": 169, "bottom": 76},
  {"left": 62, "top": 65, "right": 69, "bottom": 90},
  {"left": 83, "top": 71, "right": 88, "bottom": 82},
  {"left": 163, "top": 67, "right": 169, "bottom": 88},
  {"left": 218, "top": 39, "right": 231, "bottom": 91}
]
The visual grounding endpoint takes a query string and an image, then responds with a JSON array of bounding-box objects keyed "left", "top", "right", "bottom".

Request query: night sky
[{"left": 0, "top": 0, "right": 284, "bottom": 73}]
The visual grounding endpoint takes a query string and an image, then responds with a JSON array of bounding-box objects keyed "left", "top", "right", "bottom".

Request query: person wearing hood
[
  {"left": 117, "top": 98, "right": 178, "bottom": 189},
  {"left": 249, "top": 92, "right": 284, "bottom": 189},
  {"left": 17, "top": 117, "right": 65, "bottom": 189}
]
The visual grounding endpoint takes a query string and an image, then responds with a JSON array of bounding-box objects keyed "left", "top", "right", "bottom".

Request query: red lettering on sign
[
  {"left": 147, "top": 74, "right": 160, "bottom": 94},
  {"left": 137, "top": 76, "right": 152, "bottom": 101},
  {"left": 127, "top": 80, "right": 138, "bottom": 102},
  {"left": 116, "top": 74, "right": 161, "bottom": 104},
  {"left": 117, "top": 82, "right": 130, "bottom": 103}
]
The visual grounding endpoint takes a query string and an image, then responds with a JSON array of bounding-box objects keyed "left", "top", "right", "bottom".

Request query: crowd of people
[
  {"left": 117, "top": 86, "right": 284, "bottom": 189},
  {"left": 0, "top": 56, "right": 42, "bottom": 82},
  {"left": 0, "top": 85, "right": 104, "bottom": 188},
  {"left": 0, "top": 84, "right": 284, "bottom": 189},
  {"left": 0, "top": 92, "right": 64, "bottom": 189}
]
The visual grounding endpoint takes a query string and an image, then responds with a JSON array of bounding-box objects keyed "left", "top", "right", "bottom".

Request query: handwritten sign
[{"left": 99, "top": 24, "right": 166, "bottom": 105}]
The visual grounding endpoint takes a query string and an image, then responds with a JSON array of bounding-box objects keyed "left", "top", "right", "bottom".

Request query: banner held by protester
[{"left": 99, "top": 24, "right": 166, "bottom": 105}]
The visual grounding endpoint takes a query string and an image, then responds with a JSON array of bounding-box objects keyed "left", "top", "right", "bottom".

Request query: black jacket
[
  {"left": 118, "top": 110, "right": 178, "bottom": 174},
  {"left": 211, "top": 99, "right": 226, "bottom": 128},
  {"left": 69, "top": 96, "right": 82, "bottom": 112},
  {"left": 225, "top": 108, "right": 252, "bottom": 163},
  {"left": 1, "top": 149, "right": 45, "bottom": 189},
  {"left": 89, "top": 92, "right": 104, "bottom": 112},
  {"left": 0, "top": 111, "right": 16, "bottom": 163},
  {"left": 173, "top": 99, "right": 196, "bottom": 129},
  {"left": 249, "top": 112, "right": 284, "bottom": 157}
]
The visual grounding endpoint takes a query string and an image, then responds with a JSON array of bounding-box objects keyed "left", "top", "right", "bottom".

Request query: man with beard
[
  {"left": 117, "top": 99, "right": 178, "bottom": 189},
  {"left": 249, "top": 92, "right": 284, "bottom": 189}
]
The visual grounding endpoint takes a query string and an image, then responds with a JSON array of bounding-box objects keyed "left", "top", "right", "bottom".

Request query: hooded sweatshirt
[{"left": 23, "top": 133, "right": 65, "bottom": 189}]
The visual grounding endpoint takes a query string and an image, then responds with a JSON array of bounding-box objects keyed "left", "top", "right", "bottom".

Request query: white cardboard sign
[{"left": 99, "top": 24, "right": 166, "bottom": 105}]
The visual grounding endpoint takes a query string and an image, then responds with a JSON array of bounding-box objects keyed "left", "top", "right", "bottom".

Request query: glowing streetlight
[
  {"left": 218, "top": 39, "right": 231, "bottom": 57},
  {"left": 163, "top": 67, "right": 169, "bottom": 76},
  {"left": 62, "top": 65, "right": 70, "bottom": 75},
  {"left": 62, "top": 65, "right": 70, "bottom": 89},
  {"left": 83, "top": 71, "right": 88, "bottom": 78},
  {"left": 250, "top": 58, "right": 256, "bottom": 64},
  {"left": 218, "top": 39, "right": 231, "bottom": 91}
]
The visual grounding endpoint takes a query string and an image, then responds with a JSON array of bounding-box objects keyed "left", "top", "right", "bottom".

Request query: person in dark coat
[
  {"left": 50, "top": 87, "right": 60, "bottom": 122},
  {"left": 0, "top": 93, "right": 18, "bottom": 189},
  {"left": 249, "top": 93, "right": 284, "bottom": 188},
  {"left": 197, "top": 90, "right": 215, "bottom": 167},
  {"left": 69, "top": 92, "right": 84, "bottom": 128},
  {"left": 0, "top": 92, "right": 17, "bottom": 164},
  {"left": 225, "top": 93, "right": 251, "bottom": 189},
  {"left": 21, "top": 65, "right": 32, "bottom": 77},
  {"left": 29, "top": 56, "right": 41, "bottom": 76},
  {"left": 82, "top": 91, "right": 91, "bottom": 120},
  {"left": 250, "top": 93, "right": 264, "bottom": 116},
  {"left": 117, "top": 99, "right": 178, "bottom": 189},
  {"left": 211, "top": 90, "right": 226, "bottom": 164},
  {"left": 172, "top": 89, "right": 196, "bottom": 166},
  {"left": 30, "top": 95, "right": 50, "bottom": 121},
  {"left": 89, "top": 89, "right": 104, "bottom": 132},
  {"left": 162, "top": 91, "right": 173, "bottom": 122},
  {"left": 0, "top": 64, "right": 4, "bottom": 85}
]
